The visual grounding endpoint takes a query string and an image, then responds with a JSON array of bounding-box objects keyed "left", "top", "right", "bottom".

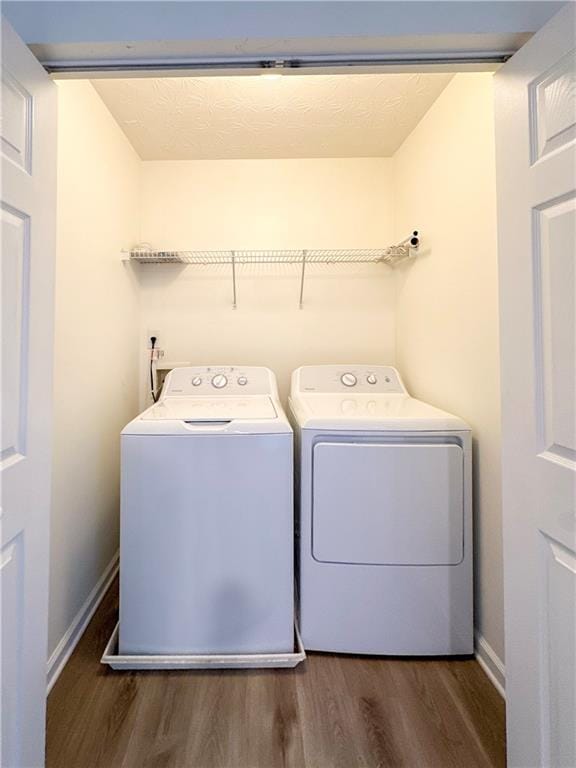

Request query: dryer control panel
[
  {"left": 294, "top": 365, "right": 406, "bottom": 394},
  {"left": 163, "top": 366, "right": 277, "bottom": 397}
]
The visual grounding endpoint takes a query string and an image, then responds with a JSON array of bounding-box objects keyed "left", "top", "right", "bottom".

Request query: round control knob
[
  {"left": 237, "top": 376, "right": 248, "bottom": 386},
  {"left": 366, "top": 374, "right": 378, "bottom": 385},
  {"left": 341, "top": 373, "right": 357, "bottom": 387},
  {"left": 211, "top": 374, "right": 228, "bottom": 389},
  {"left": 191, "top": 376, "right": 202, "bottom": 387}
]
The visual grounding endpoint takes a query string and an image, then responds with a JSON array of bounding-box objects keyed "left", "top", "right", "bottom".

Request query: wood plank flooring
[{"left": 47, "top": 581, "right": 506, "bottom": 768}]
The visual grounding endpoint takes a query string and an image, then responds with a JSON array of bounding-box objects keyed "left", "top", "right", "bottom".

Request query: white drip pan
[{"left": 101, "top": 623, "right": 306, "bottom": 670}]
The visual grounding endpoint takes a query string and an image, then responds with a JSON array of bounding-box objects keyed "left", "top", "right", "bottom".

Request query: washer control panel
[
  {"left": 164, "top": 366, "right": 276, "bottom": 396},
  {"left": 297, "top": 365, "right": 406, "bottom": 394}
]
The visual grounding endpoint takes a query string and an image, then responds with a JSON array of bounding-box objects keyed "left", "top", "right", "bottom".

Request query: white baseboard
[
  {"left": 475, "top": 630, "right": 506, "bottom": 698},
  {"left": 46, "top": 551, "right": 119, "bottom": 694}
]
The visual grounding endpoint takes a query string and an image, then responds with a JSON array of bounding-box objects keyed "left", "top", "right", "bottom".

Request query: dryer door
[{"left": 312, "top": 441, "right": 463, "bottom": 565}]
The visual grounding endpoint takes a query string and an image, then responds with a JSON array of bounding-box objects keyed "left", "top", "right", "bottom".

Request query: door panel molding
[
  {"left": 532, "top": 191, "right": 576, "bottom": 469},
  {"left": 539, "top": 535, "right": 576, "bottom": 768},
  {"left": 529, "top": 49, "right": 576, "bottom": 164},
  {"left": 0, "top": 534, "right": 25, "bottom": 766},
  {"left": 0, "top": 69, "right": 32, "bottom": 172},
  {"left": 1, "top": 201, "right": 30, "bottom": 468}
]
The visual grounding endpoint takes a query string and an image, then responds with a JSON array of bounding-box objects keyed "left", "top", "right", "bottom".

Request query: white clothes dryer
[
  {"left": 120, "top": 366, "right": 293, "bottom": 657},
  {"left": 289, "top": 365, "right": 473, "bottom": 656}
]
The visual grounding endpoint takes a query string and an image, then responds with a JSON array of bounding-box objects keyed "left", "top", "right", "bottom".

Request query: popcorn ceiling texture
[{"left": 92, "top": 73, "right": 453, "bottom": 160}]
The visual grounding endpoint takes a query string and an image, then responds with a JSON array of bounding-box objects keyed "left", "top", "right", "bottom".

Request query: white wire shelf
[
  {"left": 124, "top": 232, "right": 420, "bottom": 308},
  {"left": 127, "top": 243, "right": 418, "bottom": 266}
]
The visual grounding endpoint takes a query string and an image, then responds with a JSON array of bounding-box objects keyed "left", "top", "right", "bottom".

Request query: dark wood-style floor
[{"left": 47, "top": 580, "right": 506, "bottom": 768}]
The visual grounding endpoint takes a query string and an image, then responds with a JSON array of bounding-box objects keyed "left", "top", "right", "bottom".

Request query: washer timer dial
[
  {"left": 211, "top": 374, "right": 228, "bottom": 389},
  {"left": 341, "top": 373, "right": 357, "bottom": 387}
]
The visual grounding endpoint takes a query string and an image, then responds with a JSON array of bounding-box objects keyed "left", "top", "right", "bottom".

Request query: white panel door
[
  {"left": 495, "top": 5, "right": 576, "bottom": 767},
  {"left": 1, "top": 18, "right": 56, "bottom": 768}
]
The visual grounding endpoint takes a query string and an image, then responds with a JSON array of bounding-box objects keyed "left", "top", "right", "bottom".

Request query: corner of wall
[
  {"left": 389, "top": 73, "right": 505, "bottom": 684},
  {"left": 50, "top": 80, "right": 142, "bottom": 687}
]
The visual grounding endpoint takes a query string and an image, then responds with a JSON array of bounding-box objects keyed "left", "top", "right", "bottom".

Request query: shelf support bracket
[
  {"left": 231, "top": 251, "right": 237, "bottom": 309},
  {"left": 299, "top": 250, "right": 307, "bottom": 309}
]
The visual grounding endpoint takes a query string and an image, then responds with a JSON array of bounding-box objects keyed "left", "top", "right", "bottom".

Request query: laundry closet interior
[{"left": 50, "top": 64, "right": 503, "bottom": 740}]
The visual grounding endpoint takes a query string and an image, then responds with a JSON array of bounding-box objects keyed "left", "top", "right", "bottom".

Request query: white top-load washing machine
[
  {"left": 289, "top": 365, "right": 473, "bottom": 656},
  {"left": 120, "top": 366, "right": 293, "bottom": 657}
]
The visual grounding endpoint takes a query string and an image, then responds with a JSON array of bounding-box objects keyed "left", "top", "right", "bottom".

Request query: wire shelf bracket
[{"left": 122, "top": 231, "right": 420, "bottom": 309}]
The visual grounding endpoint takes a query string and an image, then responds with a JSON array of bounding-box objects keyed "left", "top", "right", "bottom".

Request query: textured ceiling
[{"left": 91, "top": 73, "right": 453, "bottom": 160}]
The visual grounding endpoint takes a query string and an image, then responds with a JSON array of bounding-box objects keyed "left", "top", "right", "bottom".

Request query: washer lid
[
  {"left": 122, "top": 395, "right": 292, "bottom": 435},
  {"left": 141, "top": 396, "right": 277, "bottom": 422},
  {"left": 289, "top": 393, "right": 469, "bottom": 431}
]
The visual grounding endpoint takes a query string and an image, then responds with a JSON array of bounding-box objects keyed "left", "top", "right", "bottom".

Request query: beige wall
[
  {"left": 138, "top": 159, "right": 397, "bottom": 403},
  {"left": 394, "top": 74, "right": 503, "bottom": 662},
  {"left": 50, "top": 81, "right": 141, "bottom": 662}
]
